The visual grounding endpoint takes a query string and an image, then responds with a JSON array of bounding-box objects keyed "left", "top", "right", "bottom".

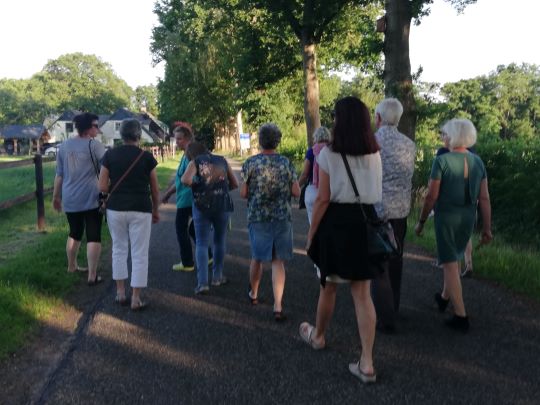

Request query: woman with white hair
[
  {"left": 415, "top": 118, "right": 492, "bottom": 332},
  {"left": 99, "top": 118, "right": 160, "bottom": 310},
  {"left": 298, "top": 126, "right": 331, "bottom": 223}
]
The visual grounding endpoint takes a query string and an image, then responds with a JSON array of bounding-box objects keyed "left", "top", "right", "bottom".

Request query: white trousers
[
  {"left": 107, "top": 210, "right": 152, "bottom": 288},
  {"left": 305, "top": 184, "right": 318, "bottom": 225}
]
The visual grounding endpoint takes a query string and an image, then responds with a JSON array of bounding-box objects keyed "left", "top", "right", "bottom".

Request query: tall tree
[
  {"left": 382, "top": 0, "right": 476, "bottom": 139},
  {"left": 152, "top": 0, "right": 382, "bottom": 144}
]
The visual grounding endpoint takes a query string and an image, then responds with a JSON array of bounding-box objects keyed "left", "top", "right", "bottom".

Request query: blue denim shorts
[{"left": 248, "top": 220, "right": 293, "bottom": 261}]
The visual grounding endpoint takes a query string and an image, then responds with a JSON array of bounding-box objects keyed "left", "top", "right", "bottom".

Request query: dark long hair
[{"left": 330, "top": 96, "right": 379, "bottom": 156}]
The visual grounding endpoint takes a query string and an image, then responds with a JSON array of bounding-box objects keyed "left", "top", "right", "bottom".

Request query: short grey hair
[
  {"left": 441, "top": 118, "right": 477, "bottom": 149},
  {"left": 313, "top": 126, "right": 331, "bottom": 144},
  {"left": 375, "top": 98, "right": 403, "bottom": 126},
  {"left": 120, "top": 118, "right": 142, "bottom": 142},
  {"left": 258, "top": 123, "right": 282, "bottom": 150}
]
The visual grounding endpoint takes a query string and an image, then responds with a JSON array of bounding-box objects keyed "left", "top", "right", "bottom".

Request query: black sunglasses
[{"left": 91, "top": 123, "right": 99, "bottom": 128}]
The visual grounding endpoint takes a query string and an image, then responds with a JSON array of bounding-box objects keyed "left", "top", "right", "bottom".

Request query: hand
[
  {"left": 53, "top": 197, "right": 62, "bottom": 212},
  {"left": 415, "top": 222, "right": 424, "bottom": 236},
  {"left": 479, "top": 229, "right": 493, "bottom": 246},
  {"left": 161, "top": 194, "right": 170, "bottom": 204},
  {"left": 152, "top": 211, "right": 160, "bottom": 224}
]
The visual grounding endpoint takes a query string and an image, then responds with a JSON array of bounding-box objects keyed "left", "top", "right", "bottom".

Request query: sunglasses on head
[{"left": 91, "top": 124, "right": 99, "bottom": 128}]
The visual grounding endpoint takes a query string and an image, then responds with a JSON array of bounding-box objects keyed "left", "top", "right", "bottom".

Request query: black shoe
[
  {"left": 445, "top": 315, "right": 469, "bottom": 333},
  {"left": 434, "top": 292, "right": 450, "bottom": 313},
  {"left": 376, "top": 322, "right": 397, "bottom": 334}
]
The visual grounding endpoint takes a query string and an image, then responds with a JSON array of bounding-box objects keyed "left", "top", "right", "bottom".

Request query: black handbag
[
  {"left": 298, "top": 183, "right": 307, "bottom": 209},
  {"left": 340, "top": 153, "right": 398, "bottom": 262}
]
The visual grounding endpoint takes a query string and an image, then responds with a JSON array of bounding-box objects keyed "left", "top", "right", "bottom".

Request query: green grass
[
  {"left": 407, "top": 207, "right": 540, "bottom": 299},
  {"left": 0, "top": 161, "right": 56, "bottom": 203},
  {"left": 0, "top": 155, "right": 33, "bottom": 162},
  {"left": 0, "top": 157, "right": 181, "bottom": 358}
]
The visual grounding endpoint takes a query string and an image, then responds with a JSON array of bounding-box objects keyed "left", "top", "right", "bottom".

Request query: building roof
[
  {"left": 108, "top": 108, "right": 136, "bottom": 121},
  {"left": 0, "top": 125, "right": 47, "bottom": 139},
  {"left": 98, "top": 114, "right": 110, "bottom": 127},
  {"left": 56, "top": 110, "right": 83, "bottom": 121}
]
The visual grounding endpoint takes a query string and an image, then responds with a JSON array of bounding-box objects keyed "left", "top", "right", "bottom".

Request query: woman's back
[
  {"left": 432, "top": 152, "right": 486, "bottom": 211},
  {"left": 317, "top": 146, "right": 382, "bottom": 204}
]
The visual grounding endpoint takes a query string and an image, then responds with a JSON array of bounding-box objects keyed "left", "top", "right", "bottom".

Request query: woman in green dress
[{"left": 415, "top": 119, "right": 493, "bottom": 332}]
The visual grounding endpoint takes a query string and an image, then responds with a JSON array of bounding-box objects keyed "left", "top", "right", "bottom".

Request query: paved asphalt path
[{"left": 36, "top": 160, "right": 540, "bottom": 404}]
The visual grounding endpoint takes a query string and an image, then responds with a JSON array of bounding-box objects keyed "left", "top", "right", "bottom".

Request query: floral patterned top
[
  {"left": 374, "top": 125, "right": 416, "bottom": 219},
  {"left": 192, "top": 153, "right": 233, "bottom": 213},
  {"left": 241, "top": 153, "right": 297, "bottom": 223}
]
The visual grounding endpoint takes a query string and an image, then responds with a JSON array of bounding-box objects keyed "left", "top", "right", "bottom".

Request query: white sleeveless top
[{"left": 316, "top": 146, "right": 382, "bottom": 204}]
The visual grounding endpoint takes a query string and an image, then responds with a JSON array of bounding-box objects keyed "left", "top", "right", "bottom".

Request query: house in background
[
  {"left": 46, "top": 110, "right": 82, "bottom": 142},
  {"left": 99, "top": 108, "right": 168, "bottom": 147},
  {"left": 0, "top": 124, "right": 47, "bottom": 155}
]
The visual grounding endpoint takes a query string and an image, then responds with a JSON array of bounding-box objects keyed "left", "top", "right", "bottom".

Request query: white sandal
[
  {"left": 348, "top": 362, "right": 377, "bottom": 384},
  {"left": 299, "top": 322, "right": 325, "bottom": 350}
]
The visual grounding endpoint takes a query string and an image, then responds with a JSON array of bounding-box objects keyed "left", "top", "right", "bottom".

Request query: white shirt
[{"left": 317, "top": 146, "right": 382, "bottom": 204}]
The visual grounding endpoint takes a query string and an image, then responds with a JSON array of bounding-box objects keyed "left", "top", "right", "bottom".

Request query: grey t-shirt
[{"left": 56, "top": 137, "right": 106, "bottom": 212}]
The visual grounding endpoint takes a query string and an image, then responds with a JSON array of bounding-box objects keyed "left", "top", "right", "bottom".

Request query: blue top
[
  {"left": 175, "top": 154, "right": 192, "bottom": 209},
  {"left": 304, "top": 147, "right": 314, "bottom": 184},
  {"left": 56, "top": 137, "right": 106, "bottom": 212}
]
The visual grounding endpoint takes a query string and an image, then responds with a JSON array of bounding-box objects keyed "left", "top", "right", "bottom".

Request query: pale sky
[{"left": 0, "top": 0, "right": 538, "bottom": 88}]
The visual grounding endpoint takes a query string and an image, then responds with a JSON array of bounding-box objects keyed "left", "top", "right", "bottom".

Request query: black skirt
[{"left": 308, "top": 202, "right": 379, "bottom": 286}]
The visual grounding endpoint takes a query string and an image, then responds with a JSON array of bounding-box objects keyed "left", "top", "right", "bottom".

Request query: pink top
[{"left": 312, "top": 142, "right": 327, "bottom": 187}]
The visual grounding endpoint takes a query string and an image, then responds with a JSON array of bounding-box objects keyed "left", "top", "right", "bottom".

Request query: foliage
[
  {"left": 0, "top": 161, "right": 56, "bottom": 204},
  {"left": 135, "top": 85, "right": 160, "bottom": 116},
  {"left": 0, "top": 53, "right": 135, "bottom": 125}
]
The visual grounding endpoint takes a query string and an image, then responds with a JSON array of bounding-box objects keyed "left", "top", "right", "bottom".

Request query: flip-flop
[
  {"left": 115, "top": 295, "right": 130, "bottom": 306},
  {"left": 68, "top": 267, "right": 88, "bottom": 273},
  {"left": 273, "top": 311, "right": 287, "bottom": 322},
  {"left": 131, "top": 300, "right": 148, "bottom": 311},
  {"left": 299, "top": 322, "right": 325, "bottom": 350},
  {"left": 348, "top": 362, "right": 377, "bottom": 384},
  {"left": 87, "top": 275, "right": 104, "bottom": 286}
]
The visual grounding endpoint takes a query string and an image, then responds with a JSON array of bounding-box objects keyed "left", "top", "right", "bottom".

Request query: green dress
[{"left": 431, "top": 152, "right": 487, "bottom": 264}]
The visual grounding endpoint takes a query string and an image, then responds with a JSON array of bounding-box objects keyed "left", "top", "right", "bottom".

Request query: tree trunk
[
  {"left": 383, "top": 0, "right": 416, "bottom": 140},
  {"left": 301, "top": 35, "right": 321, "bottom": 147}
]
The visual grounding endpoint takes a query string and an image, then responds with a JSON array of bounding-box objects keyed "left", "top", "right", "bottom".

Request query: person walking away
[
  {"left": 240, "top": 123, "right": 300, "bottom": 321},
  {"left": 297, "top": 126, "right": 331, "bottom": 224},
  {"left": 52, "top": 112, "right": 106, "bottom": 285},
  {"left": 99, "top": 119, "right": 160, "bottom": 310},
  {"left": 415, "top": 118, "right": 492, "bottom": 332},
  {"left": 300, "top": 96, "right": 381, "bottom": 383},
  {"left": 371, "top": 98, "right": 416, "bottom": 333},
  {"left": 181, "top": 142, "right": 238, "bottom": 294}
]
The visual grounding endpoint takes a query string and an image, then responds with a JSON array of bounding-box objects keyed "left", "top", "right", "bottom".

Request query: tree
[
  {"left": 135, "top": 85, "right": 160, "bottom": 116},
  {"left": 152, "top": 0, "right": 382, "bottom": 144},
  {"left": 382, "top": 0, "right": 476, "bottom": 139}
]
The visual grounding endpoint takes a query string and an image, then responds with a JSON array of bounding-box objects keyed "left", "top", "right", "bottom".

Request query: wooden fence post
[{"left": 34, "top": 154, "right": 45, "bottom": 231}]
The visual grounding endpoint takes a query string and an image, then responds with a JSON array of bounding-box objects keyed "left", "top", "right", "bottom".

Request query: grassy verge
[
  {"left": 407, "top": 208, "right": 540, "bottom": 300},
  {"left": 0, "top": 161, "right": 56, "bottom": 203},
  {"left": 0, "top": 158, "right": 179, "bottom": 359}
]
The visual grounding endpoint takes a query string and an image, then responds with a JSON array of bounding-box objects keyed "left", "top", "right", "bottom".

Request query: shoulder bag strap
[
  {"left": 108, "top": 149, "right": 145, "bottom": 197},
  {"left": 340, "top": 153, "right": 368, "bottom": 221},
  {"left": 89, "top": 139, "right": 99, "bottom": 179}
]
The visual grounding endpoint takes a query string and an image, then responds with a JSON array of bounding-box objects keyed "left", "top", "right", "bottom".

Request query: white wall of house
[
  {"left": 48, "top": 121, "right": 77, "bottom": 142},
  {"left": 100, "top": 120, "right": 155, "bottom": 145}
]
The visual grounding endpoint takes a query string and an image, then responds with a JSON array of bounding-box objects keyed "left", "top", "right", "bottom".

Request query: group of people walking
[{"left": 52, "top": 95, "right": 492, "bottom": 383}]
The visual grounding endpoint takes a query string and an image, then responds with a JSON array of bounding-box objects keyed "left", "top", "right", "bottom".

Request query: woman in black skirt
[{"left": 300, "top": 96, "right": 382, "bottom": 384}]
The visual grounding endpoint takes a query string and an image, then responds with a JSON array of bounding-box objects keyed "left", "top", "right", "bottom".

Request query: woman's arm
[
  {"left": 306, "top": 168, "right": 330, "bottom": 249},
  {"left": 162, "top": 184, "right": 176, "bottom": 204},
  {"left": 52, "top": 175, "right": 63, "bottom": 212},
  {"left": 226, "top": 163, "right": 239, "bottom": 190},
  {"left": 415, "top": 179, "right": 441, "bottom": 236},
  {"left": 298, "top": 159, "right": 311, "bottom": 186},
  {"left": 149, "top": 168, "right": 160, "bottom": 223},
  {"left": 98, "top": 166, "right": 110, "bottom": 193},
  {"left": 240, "top": 182, "right": 248, "bottom": 199},
  {"left": 180, "top": 161, "right": 197, "bottom": 186},
  {"left": 291, "top": 180, "right": 301, "bottom": 198},
  {"left": 478, "top": 178, "right": 493, "bottom": 245}
]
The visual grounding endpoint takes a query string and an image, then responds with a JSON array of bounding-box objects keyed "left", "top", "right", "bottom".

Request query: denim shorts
[{"left": 248, "top": 220, "right": 293, "bottom": 261}]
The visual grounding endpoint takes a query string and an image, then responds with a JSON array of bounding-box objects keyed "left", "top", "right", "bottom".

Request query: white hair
[
  {"left": 441, "top": 119, "right": 477, "bottom": 149},
  {"left": 312, "top": 126, "right": 330, "bottom": 143},
  {"left": 375, "top": 98, "right": 403, "bottom": 126}
]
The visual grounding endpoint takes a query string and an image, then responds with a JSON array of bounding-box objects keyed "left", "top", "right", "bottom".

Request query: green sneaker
[{"left": 172, "top": 263, "right": 194, "bottom": 272}]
